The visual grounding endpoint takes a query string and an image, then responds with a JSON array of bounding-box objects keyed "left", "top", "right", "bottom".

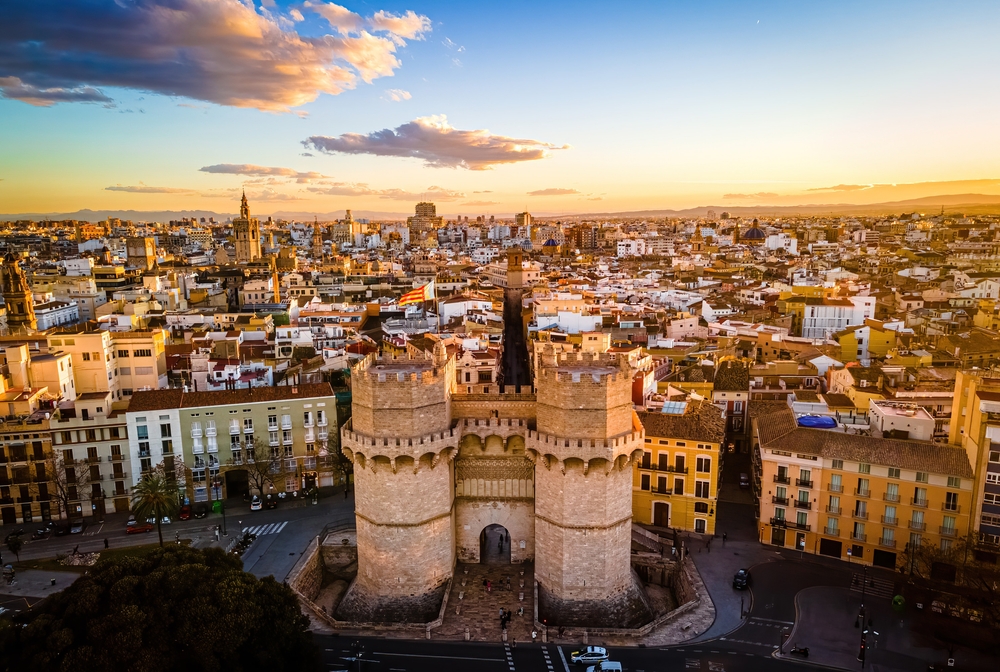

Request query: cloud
[
  {"left": 199, "top": 163, "right": 328, "bottom": 183},
  {"left": 723, "top": 192, "right": 780, "bottom": 200},
  {"left": 0, "top": 0, "right": 430, "bottom": 112},
  {"left": 300, "top": 152, "right": 314, "bottom": 157},
  {"left": 463, "top": 200, "right": 499, "bottom": 206},
  {"left": 383, "top": 88, "right": 411, "bottom": 102},
  {"left": 527, "top": 188, "right": 580, "bottom": 196},
  {"left": 308, "top": 183, "right": 465, "bottom": 201},
  {"left": 587, "top": 196, "right": 603, "bottom": 201},
  {"left": 473, "top": 190, "right": 493, "bottom": 194},
  {"left": 106, "top": 184, "right": 194, "bottom": 194},
  {"left": 304, "top": 115, "right": 567, "bottom": 170},
  {"left": 806, "top": 184, "right": 873, "bottom": 192},
  {"left": 244, "top": 188, "right": 304, "bottom": 201},
  {"left": 0, "top": 76, "right": 113, "bottom": 107}
]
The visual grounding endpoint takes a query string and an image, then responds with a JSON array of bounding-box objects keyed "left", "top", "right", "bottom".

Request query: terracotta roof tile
[
  {"left": 127, "top": 383, "right": 334, "bottom": 413},
  {"left": 638, "top": 401, "right": 726, "bottom": 444}
]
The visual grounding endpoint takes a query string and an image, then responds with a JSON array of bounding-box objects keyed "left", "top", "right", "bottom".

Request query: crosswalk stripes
[
  {"left": 541, "top": 645, "right": 554, "bottom": 672},
  {"left": 849, "top": 572, "right": 895, "bottom": 599},
  {"left": 242, "top": 521, "right": 289, "bottom": 536},
  {"left": 504, "top": 643, "right": 514, "bottom": 671}
]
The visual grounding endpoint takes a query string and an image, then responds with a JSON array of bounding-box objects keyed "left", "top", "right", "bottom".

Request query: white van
[{"left": 585, "top": 663, "right": 623, "bottom": 672}]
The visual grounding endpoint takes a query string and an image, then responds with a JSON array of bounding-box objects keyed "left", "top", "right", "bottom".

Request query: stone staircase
[{"left": 436, "top": 562, "right": 535, "bottom": 642}]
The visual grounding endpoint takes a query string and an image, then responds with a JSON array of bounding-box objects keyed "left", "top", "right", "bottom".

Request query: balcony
[
  {"left": 855, "top": 488, "right": 870, "bottom": 498},
  {"left": 303, "top": 417, "right": 314, "bottom": 428},
  {"left": 795, "top": 478, "right": 813, "bottom": 488},
  {"left": 878, "top": 537, "right": 896, "bottom": 549},
  {"left": 939, "top": 526, "right": 958, "bottom": 537},
  {"left": 317, "top": 416, "right": 328, "bottom": 427},
  {"left": 639, "top": 464, "right": 689, "bottom": 474},
  {"left": 243, "top": 425, "right": 254, "bottom": 434},
  {"left": 942, "top": 503, "right": 960, "bottom": 513},
  {"left": 883, "top": 492, "right": 900, "bottom": 503},
  {"left": 304, "top": 429, "right": 316, "bottom": 443},
  {"left": 282, "top": 437, "right": 294, "bottom": 446},
  {"left": 190, "top": 428, "right": 203, "bottom": 439},
  {"left": 207, "top": 444, "right": 218, "bottom": 453},
  {"left": 205, "top": 427, "right": 217, "bottom": 437},
  {"left": 772, "top": 496, "right": 789, "bottom": 506},
  {"left": 828, "top": 483, "right": 844, "bottom": 493},
  {"left": 113, "top": 472, "right": 127, "bottom": 481},
  {"left": 281, "top": 420, "right": 293, "bottom": 430},
  {"left": 138, "top": 450, "right": 150, "bottom": 458},
  {"left": 794, "top": 499, "right": 812, "bottom": 510},
  {"left": 770, "top": 517, "right": 788, "bottom": 527},
  {"left": 773, "top": 474, "right": 791, "bottom": 484},
  {"left": 908, "top": 521, "right": 926, "bottom": 531},
  {"left": 853, "top": 510, "right": 869, "bottom": 520},
  {"left": 318, "top": 431, "right": 329, "bottom": 442},
  {"left": 229, "top": 424, "right": 241, "bottom": 436},
  {"left": 851, "top": 532, "right": 867, "bottom": 542},
  {"left": 110, "top": 454, "right": 125, "bottom": 462},
  {"left": 650, "top": 486, "right": 672, "bottom": 495},
  {"left": 826, "top": 505, "right": 842, "bottom": 514},
  {"left": 192, "top": 445, "right": 204, "bottom": 455},
  {"left": 881, "top": 516, "right": 898, "bottom": 526},
  {"left": 824, "top": 526, "right": 839, "bottom": 536},
  {"left": 912, "top": 498, "right": 928, "bottom": 508},
  {"left": 268, "top": 424, "right": 278, "bottom": 432},
  {"left": 787, "top": 521, "right": 811, "bottom": 531}
]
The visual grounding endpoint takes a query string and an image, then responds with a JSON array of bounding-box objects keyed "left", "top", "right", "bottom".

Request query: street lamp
[{"left": 213, "top": 478, "right": 227, "bottom": 536}]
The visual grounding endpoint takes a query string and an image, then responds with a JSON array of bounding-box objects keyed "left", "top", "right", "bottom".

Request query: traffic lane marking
[{"left": 373, "top": 652, "right": 508, "bottom": 663}]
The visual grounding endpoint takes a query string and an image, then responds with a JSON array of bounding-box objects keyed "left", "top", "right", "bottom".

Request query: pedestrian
[
  {"left": 483, "top": 578, "right": 488, "bottom": 591},
  {"left": 512, "top": 638, "right": 517, "bottom": 649},
  {"left": 498, "top": 537, "right": 503, "bottom": 552},
  {"left": 103, "top": 538, "right": 109, "bottom": 550},
  {"left": 344, "top": 487, "right": 350, "bottom": 499},
  {"left": 499, "top": 607, "right": 504, "bottom": 617},
  {"left": 487, "top": 580, "right": 492, "bottom": 593},
  {"left": 175, "top": 532, "right": 180, "bottom": 545},
  {"left": 506, "top": 577, "right": 511, "bottom": 591}
]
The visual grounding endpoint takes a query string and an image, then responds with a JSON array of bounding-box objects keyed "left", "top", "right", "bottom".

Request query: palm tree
[{"left": 131, "top": 475, "right": 179, "bottom": 547}]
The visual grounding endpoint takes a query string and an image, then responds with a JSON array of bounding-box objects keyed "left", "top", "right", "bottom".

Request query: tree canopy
[
  {"left": 131, "top": 474, "right": 179, "bottom": 547},
  {"left": 0, "top": 546, "right": 320, "bottom": 672}
]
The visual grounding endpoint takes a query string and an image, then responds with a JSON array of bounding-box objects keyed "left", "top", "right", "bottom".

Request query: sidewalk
[{"left": 777, "top": 585, "right": 996, "bottom": 672}]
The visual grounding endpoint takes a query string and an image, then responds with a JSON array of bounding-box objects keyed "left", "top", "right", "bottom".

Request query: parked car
[
  {"left": 584, "top": 662, "right": 622, "bottom": 672},
  {"left": 739, "top": 473, "right": 750, "bottom": 488},
  {"left": 264, "top": 494, "right": 278, "bottom": 510},
  {"left": 126, "top": 521, "right": 154, "bottom": 535},
  {"left": 733, "top": 568, "right": 752, "bottom": 589},
  {"left": 178, "top": 505, "right": 192, "bottom": 521},
  {"left": 570, "top": 647, "right": 609, "bottom": 664},
  {"left": 69, "top": 519, "right": 86, "bottom": 534},
  {"left": 250, "top": 495, "right": 262, "bottom": 511},
  {"left": 31, "top": 528, "right": 51, "bottom": 540},
  {"left": 192, "top": 503, "right": 209, "bottom": 519},
  {"left": 147, "top": 516, "right": 171, "bottom": 525}
]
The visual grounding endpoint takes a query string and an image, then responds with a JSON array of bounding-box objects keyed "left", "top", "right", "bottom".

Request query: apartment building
[
  {"left": 0, "top": 409, "right": 55, "bottom": 525},
  {"left": 754, "top": 404, "right": 973, "bottom": 569},
  {"left": 126, "top": 384, "right": 338, "bottom": 505},
  {"left": 111, "top": 329, "right": 168, "bottom": 395},
  {"left": 51, "top": 392, "right": 131, "bottom": 518},
  {"left": 634, "top": 401, "right": 725, "bottom": 534},
  {"left": 47, "top": 331, "right": 122, "bottom": 401},
  {"left": 949, "top": 372, "right": 1000, "bottom": 550}
]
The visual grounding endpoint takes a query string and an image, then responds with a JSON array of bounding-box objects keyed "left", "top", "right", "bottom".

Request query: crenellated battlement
[
  {"left": 526, "top": 427, "right": 644, "bottom": 468},
  {"left": 341, "top": 419, "right": 458, "bottom": 467}
]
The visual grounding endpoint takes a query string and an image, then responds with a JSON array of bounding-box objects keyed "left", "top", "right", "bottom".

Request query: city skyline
[{"left": 2, "top": 0, "right": 1000, "bottom": 216}]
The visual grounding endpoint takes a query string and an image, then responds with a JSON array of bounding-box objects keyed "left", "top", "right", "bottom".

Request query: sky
[{"left": 1, "top": 0, "right": 1000, "bottom": 218}]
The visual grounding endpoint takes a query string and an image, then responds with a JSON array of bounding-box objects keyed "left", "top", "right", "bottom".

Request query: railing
[
  {"left": 268, "top": 424, "right": 278, "bottom": 432},
  {"left": 794, "top": 499, "right": 812, "bottom": 510},
  {"left": 205, "top": 427, "right": 217, "bottom": 437},
  {"left": 912, "top": 498, "right": 928, "bottom": 508},
  {"left": 650, "top": 486, "right": 672, "bottom": 495},
  {"left": 770, "top": 517, "right": 787, "bottom": 527},
  {"left": 942, "top": 503, "right": 960, "bottom": 513},
  {"left": 940, "top": 526, "right": 958, "bottom": 537},
  {"left": 824, "top": 526, "right": 839, "bottom": 536},
  {"left": 317, "top": 417, "right": 328, "bottom": 427},
  {"left": 908, "top": 521, "right": 926, "bottom": 531},
  {"left": 318, "top": 431, "right": 329, "bottom": 442},
  {"left": 111, "top": 454, "right": 124, "bottom": 462},
  {"left": 243, "top": 425, "right": 254, "bottom": 434},
  {"left": 230, "top": 424, "right": 241, "bottom": 435},
  {"left": 881, "top": 516, "right": 898, "bottom": 525},
  {"left": 281, "top": 420, "right": 293, "bottom": 430},
  {"left": 772, "top": 496, "right": 789, "bottom": 505},
  {"left": 774, "top": 474, "right": 791, "bottom": 484},
  {"left": 283, "top": 437, "right": 294, "bottom": 445},
  {"left": 303, "top": 418, "right": 314, "bottom": 428},
  {"left": 855, "top": 488, "right": 870, "bottom": 498},
  {"left": 795, "top": 478, "right": 813, "bottom": 488},
  {"left": 639, "top": 464, "right": 689, "bottom": 474},
  {"left": 826, "top": 505, "right": 842, "bottom": 514},
  {"left": 787, "top": 521, "right": 811, "bottom": 531},
  {"left": 883, "top": 492, "right": 900, "bottom": 503},
  {"left": 878, "top": 537, "right": 896, "bottom": 548},
  {"left": 138, "top": 450, "right": 150, "bottom": 458},
  {"left": 853, "top": 510, "right": 869, "bottom": 520},
  {"left": 207, "top": 444, "right": 218, "bottom": 453},
  {"left": 113, "top": 472, "right": 127, "bottom": 481},
  {"left": 851, "top": 532, "right": 867, "bottom": 542},
  {"left": 828, "top": 483, "right": 844, "bottom": 493},
  {"left": 190, "top": 428, "right": 203, "bottom": 438}
]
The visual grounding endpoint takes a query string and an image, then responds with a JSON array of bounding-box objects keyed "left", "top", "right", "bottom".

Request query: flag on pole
[{"left": 399, "top": 280, "right": 435, "bottom": 306}]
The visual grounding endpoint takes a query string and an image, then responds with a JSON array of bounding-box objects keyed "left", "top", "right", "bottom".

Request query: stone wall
[{"left": 455, "top": 498, "right": 535, "bottom": 563}]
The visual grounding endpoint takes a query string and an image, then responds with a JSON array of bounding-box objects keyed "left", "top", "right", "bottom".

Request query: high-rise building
[
  {"left": 407, "top": 202, "right": 444, "bottom": 234},
  {"left": 233, "top": 191, "right": 262, "bottom": 264},
  {"left": 1, "top": 252, "right": 37, "bottom": 332}
]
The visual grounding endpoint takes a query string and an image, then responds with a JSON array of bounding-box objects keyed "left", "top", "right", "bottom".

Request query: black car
[
  {"left": 192, "top": 503, "right": 209, "bottom": 519},
  {"left": 264, "top": 494, "right": 278, "bottom": 509},
  {"left": 733, "top": 568, "right": 752, "bottom": 589}
]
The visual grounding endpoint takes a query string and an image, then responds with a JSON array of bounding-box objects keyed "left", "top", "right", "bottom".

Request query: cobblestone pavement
[{"left": 435, "top": 561, "right": 534, "bottom": 643}]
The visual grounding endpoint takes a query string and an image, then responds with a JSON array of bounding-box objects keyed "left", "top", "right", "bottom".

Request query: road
[{"left": 318, "top": 636, "right": 813, "bottom": 672}]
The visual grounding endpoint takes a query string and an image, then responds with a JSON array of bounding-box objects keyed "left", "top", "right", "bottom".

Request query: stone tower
[
  {"left": 338, "top": 344, "right": 458, "bottom": 621},
  {"left": 125, "top": 236, "right": 156, "bottom": 271},
  {"left": 528, "top": 347, "right": 647, "bottom": 626},
  {"left": 1, "top": 252, "right": 37, "bottom": 332},
  {"left": 311, "top": 217, "right": 324, "bottom": 261},
  {"left": 233, "top": 191, "right": 261, "bottom": 264}
]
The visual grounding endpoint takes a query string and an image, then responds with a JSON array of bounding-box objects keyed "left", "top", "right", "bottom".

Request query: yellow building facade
[
  {"left": 633, "top": 401, "right": 726, "bottom": 534},
  {"left": 754, "top": 405, "right": 974, "bottom": 568}
]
